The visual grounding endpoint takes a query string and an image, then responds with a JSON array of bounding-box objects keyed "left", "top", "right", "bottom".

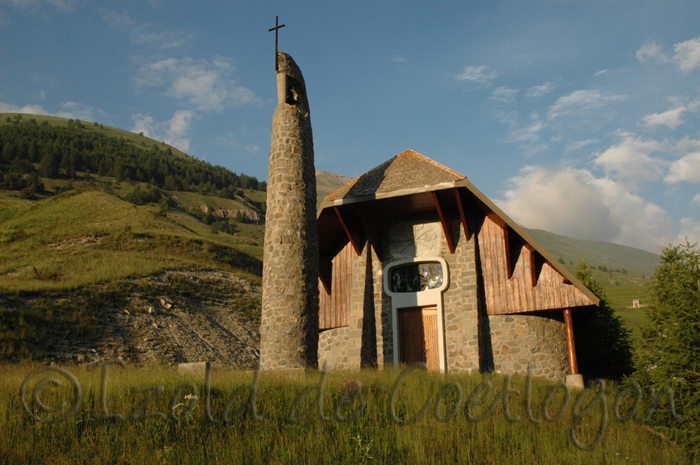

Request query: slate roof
[{"left": 325, "top": 149, "right": 465, "bottom": 201}]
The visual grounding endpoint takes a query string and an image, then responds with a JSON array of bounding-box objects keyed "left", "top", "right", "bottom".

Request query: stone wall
[
  {"left": 315, "top": 208, "right": 568, "bottom": 380},
  {"left": 484, "top": 312, "right": 568, "bottom": 381},
  {"left": 318, "top": 326, "right": 349, "bottom": 367},
  {"left": 260, "top": 52, "right": 319, "bottom": 370},
  {"left": 374, "top": 213, "right": 480, "bottom": 371},
  {"left": 441, "top": 218, "right": 480, "bottom": 373},
  {"left": 317, "top": 244, "right": 382, "bottom": 370}
]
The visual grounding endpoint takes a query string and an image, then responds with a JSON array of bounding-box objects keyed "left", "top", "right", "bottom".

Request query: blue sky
[{"left": 2, "top": 0, "right": 700, "bottom": 252}]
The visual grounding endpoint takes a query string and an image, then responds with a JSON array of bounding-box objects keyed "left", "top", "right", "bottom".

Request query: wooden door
[{"left": 398, "top": 306, "right": 439, "bottom": 371}]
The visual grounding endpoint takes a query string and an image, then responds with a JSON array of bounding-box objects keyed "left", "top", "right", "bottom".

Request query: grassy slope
[
  {"left": 315, "top": 170, "right": 353, "bottom": 208},
  {"left": 0, "top": 113, "right": 191, "bottom": 159},
  {"left": 0, "top": 188, "right": 262, "bottom": 292},
  {"left": 524, "top": 228, "right": 660, "bottom": 277},
  {"left": 0, "top": 113, "right": 267, "bottom": 293}
]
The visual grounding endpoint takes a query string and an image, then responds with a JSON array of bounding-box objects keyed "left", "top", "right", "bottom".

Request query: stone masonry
[
  {"left": 316, "top": 209, "right": 569, "bottom": 380},
  {"left": 260, "top": 52, "right": 319, "bottom": 370}
]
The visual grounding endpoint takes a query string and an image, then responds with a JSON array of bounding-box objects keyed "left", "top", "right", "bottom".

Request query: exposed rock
[{"left": 2, "top": 269, "right": 261, "bottom": 368}]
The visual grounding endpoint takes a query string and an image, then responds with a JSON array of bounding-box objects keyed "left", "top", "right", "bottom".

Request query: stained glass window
[{"left": 390, "top": 262, "right": 443, "bottom": 293}]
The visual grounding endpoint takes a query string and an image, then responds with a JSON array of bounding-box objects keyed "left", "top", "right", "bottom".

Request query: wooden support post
[
  {"left": 357, "top": 211, "right": 383, "bottom": 261},
  {"left": 525, "top": 244, "right": 537, "bottom": 287},
  {"left": 454, "top": 189, "right": 470, "bottom": 241},
  {"left": 334, "top": 207, "right": 365, "bottom": 256},
  {"left": 563, "top": 308, "right": 578, "bottom": 375},
  {"left": 432, "top": 191, "right": 455, "bottom": 254},
  {"left": 503, "top": 228, "right": 512, "bottom": 279}
]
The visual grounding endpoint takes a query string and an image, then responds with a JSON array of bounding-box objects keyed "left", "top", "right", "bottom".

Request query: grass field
[
  {"left": 604, "top": 284, "right": 653, "bottom": 346},
  {"left": 0, "top": 364, "right": 688, "bottom": 464}
]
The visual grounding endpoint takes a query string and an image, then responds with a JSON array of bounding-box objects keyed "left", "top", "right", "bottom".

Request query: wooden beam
[
  {"left": 486, "top": 212, "right": 507, "bottom": 229},
  {"left": 563, "top": 309, "right": 579, "bottom": 375},
  {"left": 503, "top": 227, "right": 512, "bottom": 279},
  {"left": 454, "top": 189, "right": 470, "bottom": 241},
  {"left": 432, "top": 191, "right": 455, "bottom": 254},
  {"left": 334, "top": 207, "right": 365, "bottom": 256},
  {"left": 356, "top": 211, "right": 383, "bottom": 261},
  {"left": 525, "top": 244, "right": 537, "bottom": 287},
  {"left": 319, "top": 254, "right": 333, "bottom": 295}
]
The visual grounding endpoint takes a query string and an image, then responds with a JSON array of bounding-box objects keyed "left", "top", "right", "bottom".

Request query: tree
[
  {"left": 632, "top": 241, "right": 700, "bottom": 455},
  {"left": 573, "top": 258, "right": 634, "bottom": 380}
]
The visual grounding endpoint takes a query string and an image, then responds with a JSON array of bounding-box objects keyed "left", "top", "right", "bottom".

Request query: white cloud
[
  {"left": 0, "top": 100, "right": 99, "bottom": 121},
  {"left": 456, "top": 65, "right": 499, "bottom": 85},
  {"left": 636, "top": 42, "right": 668, "bottom": 64},
  {"left": 132, "top": 110, "right": 194, "bottom": 153},
  {"left": 1, "top": 0, "right": 77, "bottom": 13},
  {"left": 489, "top": 86, "right": 518, "bottom": 103},
  {"left": 643, "top": 105, "right": 688, "bottom": 129},
  {"left": 673, "top": 36, "right": 700, "bottom": 72},
  {"left": 526, "top": 82, "right": 555, "bottom": 99},
  {"left": 592, "top": 131, "right": 665, "bottom": 185},
  {"left": 101, "top": 9, "right": 192, "bottom": 49},
  {"left": 135, "top": 57, "right": 259, "bottom": 111},
  {"left": 393, "top": 56, "right": 406, "bottom": 63},
  {"left": 675, "top": 135, "right": 700, "bottom": 152},
  {"left": 594, "top": 69, "right": 608, "bottom": 76},
  {"left": 692, "top": 193, "right": 700, "bottom": 206},
  {"left": 55, "top": 101, "right": 96, "bottom": 120},
  {"left": 506, "top": 112, "right": 547, "bottom": 155},
  {"left": 565, "top": 139, "right": 596, "bottom": 153},
  {"left": 665, "top": 151, "right": 700, "bottom": 184},
  {"left": 548, "top": 89, "right": 625, "bottom": 119},
  {"left": 0, "top": 101, "right": 49, "bottom": 115},
  {"left": 677, "top": 218, "right": 700, "bottom": 246},
  {"left": 496, "top": 165, "right": 672, "bottom": 251}
]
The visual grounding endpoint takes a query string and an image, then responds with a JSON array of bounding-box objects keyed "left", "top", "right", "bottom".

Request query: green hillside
[
  {"left": 0, "top": 188, "right": 262, "bottom": 292},
  {"left": 524, "top": 227, "right": 660, "bottom": 277},
  {"left": 315, "top": 170, "right": 353, "bottom": 208},
  {"left": 0, "top": 114, "right": 268, "bottom": 293}
]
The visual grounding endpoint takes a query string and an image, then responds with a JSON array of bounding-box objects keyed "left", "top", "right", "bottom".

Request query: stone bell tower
[{"left": 259, "top": 49, "right": 319, "bottom": 370}]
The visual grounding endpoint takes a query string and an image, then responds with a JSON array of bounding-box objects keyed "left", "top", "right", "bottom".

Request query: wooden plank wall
[
  {"left": 478, "top": 214, "right": 594, "bottom": 315},
  {"left": 318, "top": 242, "right": 353, "bottom": 330}
]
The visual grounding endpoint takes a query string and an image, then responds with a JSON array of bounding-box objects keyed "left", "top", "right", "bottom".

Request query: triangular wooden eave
[{"left": 317, "top": 152, "right": 600, "bottom": 308}]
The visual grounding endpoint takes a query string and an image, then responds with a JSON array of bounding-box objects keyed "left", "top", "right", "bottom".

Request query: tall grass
[{"left": 0, "top": 364, "right": 688, "bottom": 464}]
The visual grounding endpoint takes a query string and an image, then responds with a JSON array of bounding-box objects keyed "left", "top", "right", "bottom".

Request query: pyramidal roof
[{"left": 325, "top": 149, "right": 465, "bottom": 201}]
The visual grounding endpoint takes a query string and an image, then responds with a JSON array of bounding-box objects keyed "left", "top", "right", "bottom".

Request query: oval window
[{"left": 390, "top": 262, "right": 443, "bottom": 293}]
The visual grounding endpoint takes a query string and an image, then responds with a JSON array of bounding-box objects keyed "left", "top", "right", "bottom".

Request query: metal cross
[{"left": 268, "top": 16, "right": 285, "bottom": 71}]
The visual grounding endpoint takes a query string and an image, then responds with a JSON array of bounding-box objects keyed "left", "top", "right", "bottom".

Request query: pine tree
[
  {"left": 633, "top": 241, "right": 699, "bottom": 454},
  {"left": 574, "top": 258, "right": 634, "bottom": 380}
]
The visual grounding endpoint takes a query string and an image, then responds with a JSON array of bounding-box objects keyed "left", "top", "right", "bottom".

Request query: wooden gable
[
  {"left": 318, "top": 242, "right": 353, "bottom": 330},
  {"left": 317, "top": 150, "right": 600, "bottom": 317}
]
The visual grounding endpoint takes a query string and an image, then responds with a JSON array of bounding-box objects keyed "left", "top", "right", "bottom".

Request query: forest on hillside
[{"left": 0, "top": 114, "right": 266, "bottom": 201}]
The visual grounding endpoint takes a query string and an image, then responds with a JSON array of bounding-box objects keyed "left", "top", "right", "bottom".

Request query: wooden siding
[
  {"left": 477, "top": 214, "right": 594, "bottom": 315},
  {"left": 398, "top": 306, "right": 439, "bottom": 371},
  {"left": 318, "top": 242, "right": 353, "bottom": 330}
]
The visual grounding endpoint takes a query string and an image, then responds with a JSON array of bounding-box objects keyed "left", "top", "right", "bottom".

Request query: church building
[{"left": 316, "top": 149, "right": 599, "bottom": 382}]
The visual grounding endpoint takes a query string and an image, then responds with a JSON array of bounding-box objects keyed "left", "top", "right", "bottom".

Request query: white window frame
[{"left": 383, "top": 257, "right": 449, "bottom": 372}]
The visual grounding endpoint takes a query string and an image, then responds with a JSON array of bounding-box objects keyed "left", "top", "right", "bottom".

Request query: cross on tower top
[{"left": 268, "top": 16, "right": 286, "bottom": 72}]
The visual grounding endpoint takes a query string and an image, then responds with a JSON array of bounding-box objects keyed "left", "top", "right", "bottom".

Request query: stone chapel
[
  {"left": 258, "top": 45, "right": 599, "bottom": 385},
  {"left": 315, "top": 149, "right": 600, "bottom": 383}
]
